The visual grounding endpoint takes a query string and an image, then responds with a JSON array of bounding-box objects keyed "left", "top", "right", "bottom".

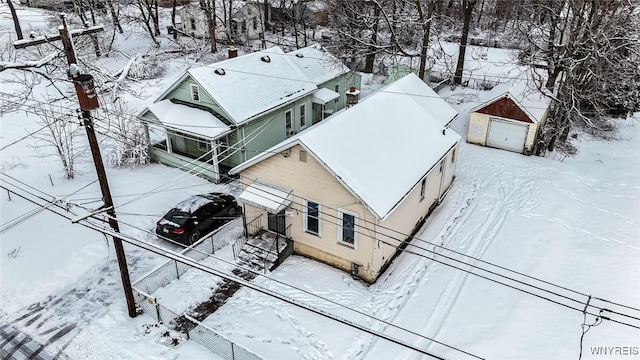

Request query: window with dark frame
[
  {"left": 334, "top": 84, "right": 339, "bottom": 103},
  {"left": 190, "top": 18, "right": 196, "bottom": 30},
  {"left": 304, "top": 200, "right": 320, "bottom": 235},
  {"left": 285, "top": 110, "right": 293, "bottom": 136},
  {"left": 190, "top": 84, "right": 200, "bottom": 101},
  {"left": 339, "top": 211, "right": 356, "bottom": 247},
  {"left": 198, "top": 140, "right": 210, "bottom": 151},
  {"left": 420, "top": 178, "right": 426, "bottom": 201}
]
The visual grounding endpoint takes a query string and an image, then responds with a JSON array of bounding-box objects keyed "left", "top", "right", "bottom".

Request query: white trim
[
  {"left": 299, "top": 103, "right": 307, "bottom": 129},
  {"left": 337, "top": 209, "right": 357, "bottom": 249},
  {"left": 303, "top": 199, "right": 321, "bottom": 236}
]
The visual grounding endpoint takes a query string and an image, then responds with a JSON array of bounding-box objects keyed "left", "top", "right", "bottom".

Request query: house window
[
  {"left": 190, "top": 18, "right": 196, "bottom": 31},
  {"left": 198, "top": 140, "right": 210, "bottom": 151},
  {"left": 299, "top": 149, "right": 307, "bottom": 162},
  {"left": 190, "top": 84, "right": 200, "bottom": 101},
  {"left": 252, "top": 19, "right": 257, "bottom": 30},
  {"left": 285, "top": 110, "right": 293, "bottom": 136},
  {"left": 231, "top": 20, "right": 238, "bottom": 35},
  {"left": 439, "top": 159, "right": 444, "bottom": 173},
  {"left": 299, "top": 104, "right": 306, "bottom": 128},
  {"left": 420, "top": 178, "right": 426, "bottom": 202},
  {"left": 334, "top": 84, "right": 339, "bottom": 103},
  {"left": 338, "top": 210, "right": 357, "bottom": 248},
  {"left": 451, "top": 148, "right": 457, "bottom": 163},
  {"left": 304, "top": 200, "right": 320, "bottom": 236}
]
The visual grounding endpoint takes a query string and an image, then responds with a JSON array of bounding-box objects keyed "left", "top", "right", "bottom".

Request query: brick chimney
[
  {"left": 228, "top": 46, "right": 238, "bottom": 59},
  {"left": 346, "top": 86, "right": 360, "bottom": 107}
]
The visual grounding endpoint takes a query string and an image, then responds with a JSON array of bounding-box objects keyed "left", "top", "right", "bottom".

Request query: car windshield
[{"left": 163, "top": 209, "right": 191, "bottom": 226}]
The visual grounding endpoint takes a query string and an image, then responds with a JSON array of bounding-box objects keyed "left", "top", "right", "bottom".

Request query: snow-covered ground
[{"left": 2, "top": 3, "right": 639, "bottom": 360}]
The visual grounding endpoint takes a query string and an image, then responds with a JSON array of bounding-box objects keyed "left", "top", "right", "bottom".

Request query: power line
[
  {"left": 56, "top": 123, "right": 639, "bottom": 326},
  {"left": 93, "top": 152, "right": 640, "bottom": 329},
  {"left": 3, "top": 186, "right": 482, "bottom": 360}
]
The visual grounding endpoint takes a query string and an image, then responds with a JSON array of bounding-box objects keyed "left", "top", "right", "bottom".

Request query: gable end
[{"left": 476, "top": 97, "right": 533, "bottom": 123}]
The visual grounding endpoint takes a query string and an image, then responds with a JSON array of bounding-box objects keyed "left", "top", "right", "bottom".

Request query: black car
[{"left": 155, "top": 193, "right": 240, "bottom": 245}]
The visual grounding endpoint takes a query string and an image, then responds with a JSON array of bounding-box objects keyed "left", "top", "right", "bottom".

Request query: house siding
[
  {"left": 374, "top": 144, "right": 458, "bottom": 274},
  {"left": 240, "top": 145, "right": 383, "bottom": 282},
  {"left": 239, "top": 142, "right": 457, "bottom": 282},
  {"left": 467, "top": 112, "right": 539, "bottom": 154},
  {"left": 166, "top": 77, "right": 234, "bottom": 124}
]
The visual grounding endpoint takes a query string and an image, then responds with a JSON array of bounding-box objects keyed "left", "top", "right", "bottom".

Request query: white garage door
[{"left": 486, "top": 118, "right": 528, "bottom": 153}]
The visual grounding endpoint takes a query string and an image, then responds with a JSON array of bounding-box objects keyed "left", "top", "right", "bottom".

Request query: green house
[{"left": 139, "top": 45, "right": 361, "bottom": 182}]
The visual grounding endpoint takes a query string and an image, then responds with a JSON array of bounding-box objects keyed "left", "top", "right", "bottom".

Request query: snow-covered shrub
[
  {"left": 128, "top": 55, "right": 166, "bottom": 80},
  {"left": 95, "top": 98, "right": 150, "bottom": 168}
]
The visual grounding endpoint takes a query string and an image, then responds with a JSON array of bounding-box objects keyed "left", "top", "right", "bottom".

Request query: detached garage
[{"left": 467, "top": 81, "right": 551, "bottom": 155}]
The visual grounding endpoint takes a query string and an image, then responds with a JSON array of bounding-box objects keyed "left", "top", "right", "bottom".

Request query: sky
[{"left": 1, "top": 3, "right": 639, "bottom": 360}]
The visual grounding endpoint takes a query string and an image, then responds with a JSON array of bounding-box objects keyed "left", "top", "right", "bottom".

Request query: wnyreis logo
[{"left": 590, "top": 346, "right": 639, "bottom": 356}]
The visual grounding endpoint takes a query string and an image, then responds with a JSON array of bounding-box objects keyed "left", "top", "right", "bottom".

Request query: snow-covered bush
[
  {"left": 95, "top": 98, "right": 150, "bottom": 168},
  {"left": 128, "top": 55, "right": 166, "bottom": 80}
]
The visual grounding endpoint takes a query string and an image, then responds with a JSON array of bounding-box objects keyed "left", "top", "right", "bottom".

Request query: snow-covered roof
[
  {"left": 231, "top": 74, "right": 461, "bottom": 220},
  {"left": 311, "top": 87, "right": 339, "bottom": 104},
  {"left": 471, "top": 78, "right": 552, "bottom": 123},
  {"left": 188, "top": 47, "right": 317, "bottom": 125},
  {"left": 287, "top": 44, "right": 350, "bottom": 85},
  {"left": 147, "top": 100, "right": 231, "bottom": 139},
  {"left": 385, "top": 73, "right": 458, "bottom": 127},
  {"left": 239, "top": 181, "right": 293, "bottom": 213}
]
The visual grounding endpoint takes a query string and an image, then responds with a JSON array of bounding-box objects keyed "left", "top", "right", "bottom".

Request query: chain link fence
[{"left": 131, "top": 219, "right": 261, "bottom": 360}]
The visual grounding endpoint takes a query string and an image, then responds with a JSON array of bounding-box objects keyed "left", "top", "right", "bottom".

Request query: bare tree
[
  {"left": 135, "top": 0, "right": 161, "bottom": 47},
  {"left": 31, "top": 101, "right": 83, "bottom": 179},
  {"left": 521, "top": 0, "right": 640, "bottom": 153},
  {"left": 7, "top": 0, "right": 23, "bottom": 40},
  {"left": 453, "top": 0, "right": 476, "bottom": 85},
  {"left": 199, "top": 0, "right": 218, "bottom": 53},
  {"left": 94, "top": 96, "right": 150, "bottom": 168}
]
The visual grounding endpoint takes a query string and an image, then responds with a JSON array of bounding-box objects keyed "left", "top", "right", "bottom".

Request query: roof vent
[
  {"left": 295, "top": 53, "right": 304, "bottom": 58},
  {"left": 260, "top": 55, "right": 271, "bottom": 63},
  {"left": 214, "top": 68, "right": 226, "bottom": 75}
]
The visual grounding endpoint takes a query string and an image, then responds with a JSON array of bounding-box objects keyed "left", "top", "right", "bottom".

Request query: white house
[
  {"left": 230, "top": 73, "right": 461, "bottom": 282},
  {"left": 177, "top": 1, "right": 266, "bottom": 43}
]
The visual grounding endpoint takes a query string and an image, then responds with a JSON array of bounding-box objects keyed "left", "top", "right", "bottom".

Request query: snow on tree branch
[{"left": 0, "top": 53, "right": 58, "bottom": 72}]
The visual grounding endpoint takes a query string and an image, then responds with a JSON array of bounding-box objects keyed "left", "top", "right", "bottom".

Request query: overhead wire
[
  {"left": 3, "top": 186, "right": 481, "bottom": 360},
  {"left": 34, "top": 111, "right": 636, "bottom": 326}
]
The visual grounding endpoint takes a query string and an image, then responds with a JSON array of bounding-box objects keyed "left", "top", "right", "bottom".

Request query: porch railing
[
  {"left": 245, "top": 214, "right": 263, "bottom": 237},
  {"left": 263, "top": 224, "right": 292, "bottom": 273}
]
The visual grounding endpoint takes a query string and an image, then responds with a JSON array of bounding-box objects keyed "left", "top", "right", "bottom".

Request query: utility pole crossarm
[{"left": 14, "top": 25, "right": 104, "bottom": 49}]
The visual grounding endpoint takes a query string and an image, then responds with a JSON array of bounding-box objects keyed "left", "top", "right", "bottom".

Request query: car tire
[{"left": 188, "top": 230, "right": 201, "bottom": 245}]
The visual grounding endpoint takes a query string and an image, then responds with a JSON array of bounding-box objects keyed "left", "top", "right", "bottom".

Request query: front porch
[
  {"left": 150, "top": 140, "right": 224, "bottom": 183},
  {"left": 233, "top": 214, "right": 294, "bottom": 272}
]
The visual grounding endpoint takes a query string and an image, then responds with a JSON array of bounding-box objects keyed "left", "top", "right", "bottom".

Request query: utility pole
[{"left": 14, "top": 14, "right": 137, "bottom": 318}]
